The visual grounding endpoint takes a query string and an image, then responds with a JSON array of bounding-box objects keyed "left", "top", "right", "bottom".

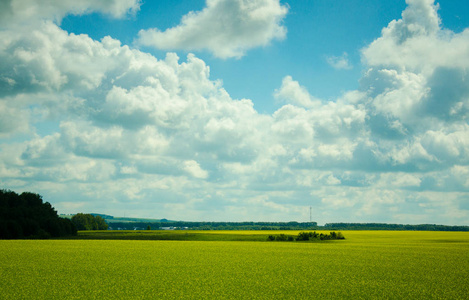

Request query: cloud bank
[{"left": 0, "top": 0, "right": 468, "bottom": 224}]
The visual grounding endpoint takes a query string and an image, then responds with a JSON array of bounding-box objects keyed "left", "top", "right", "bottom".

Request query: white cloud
[
  {"left": 357, "top": 0, "right": 469, "bottom": 178},
  {"left": 420, "top": 126, "right": 469, "bottom": 164},
  {"left": 0, "top": 100, "right": 29, "bottom": 137},
  {"left": 272, "top": 92, "right": 366, "bottom": 144},
  {"left": 326, "top": 52, "right": 352, "bottom": 70},
  {"left": 247, "top": 195, "right": 291, "bottom": 213},
  {"left": 274, "top": 76, "right": 321, "bottom": 108},
  {"left": 378, "top": 173, "right": 422, "bottom": 188},
  {"left": 450, "top": 166, "right": 469, "bottom": 188},
  {"left": 362, "top": 68, "right": 430, "bottom": 138},
  {"left": 0, "top": 22, "right": 131, "bottom": 95},
  {"left": 0, "top": 0, "right": 140, "bottom": 27},
  {"left": 362, "top": 0, "right": 469, "bottom": 74},
  {"left": 1, "top": 0, "right": 469, "bottom": 224},
  {"left": 317, "top": 143, "right": 355, "bottom": 161},
  {"left": 183, "top": 160, "right": 209, "bottom": 179},
  {"left": 137, "top": 0, "right": 288, "bottom": 58}
]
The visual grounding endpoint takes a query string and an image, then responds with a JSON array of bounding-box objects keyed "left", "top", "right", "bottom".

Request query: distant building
[{"left": 161, "top": 226, "right": 176, "bottom": 230}]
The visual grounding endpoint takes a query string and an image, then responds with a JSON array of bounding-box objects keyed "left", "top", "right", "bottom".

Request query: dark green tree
[
  {"left": 0, "top": 189, "right": 77, "bottom": 239},
  {"left": 71, "top": 213, "right": 108, "bottom": 230},
  {"left": 94, "top": 215, "right": 108, "bottom": 230}
]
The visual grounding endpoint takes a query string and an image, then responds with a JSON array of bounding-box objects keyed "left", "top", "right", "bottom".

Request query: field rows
[{"left": 1, "top": 231, "right": 468, "bottom": 299}]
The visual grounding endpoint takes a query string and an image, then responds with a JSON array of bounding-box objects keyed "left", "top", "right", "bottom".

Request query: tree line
[
  {"left": 0, "top": 189, "right": 77, "bottom": 239},
  {"left": 106, "top": 220, "right": 469, "bottom": 232},
  {"left": 324, "top": 223, "right": 469, "bottom": 231},
  {"left": 107, "top": 221, "right": 318, "bottom": 231}
]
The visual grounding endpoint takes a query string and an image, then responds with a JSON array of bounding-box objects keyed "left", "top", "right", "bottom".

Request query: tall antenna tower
[{"left": 309, "top": 206, "right": 312, "bottom": 223}]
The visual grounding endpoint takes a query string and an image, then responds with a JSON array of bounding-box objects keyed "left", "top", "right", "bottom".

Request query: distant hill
[
  {"left": 90, "top": 213, "right": 114, "bottom": 219},
  {"left": 108, "top": 217, "right": 173, "bottom": 223}
]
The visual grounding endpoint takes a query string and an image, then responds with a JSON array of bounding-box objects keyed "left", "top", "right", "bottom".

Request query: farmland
[
  {"left": 62, "top": 229, "right": 343, "bottom": 241},
  {"left": 1, "top": 231, "right": 468, "bottom": 299}
]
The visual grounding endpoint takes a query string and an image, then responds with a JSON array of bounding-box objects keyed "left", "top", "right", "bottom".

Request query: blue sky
[
  {"left": 1, "top": 0, "right": 469, "bottom": 224},
  {"left": 60, "top": 0, "right": 468, "bottom": 114},
  {"left": 61, "top": 0, "right": 410, "bottom": 114}
]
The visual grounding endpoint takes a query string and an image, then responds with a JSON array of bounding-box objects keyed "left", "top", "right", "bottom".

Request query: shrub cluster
[
  {"left": 0, "top": 189, "right": 77, "bottom": 239},
  {"left": 268, "top": 231, "right": 345, "bottom": 242}
]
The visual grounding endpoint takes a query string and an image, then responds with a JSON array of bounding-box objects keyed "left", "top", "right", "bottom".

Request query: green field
[
  {"left": 66, "top": 229, "right": 287, "bottom": 241},
  {"left": 64, "top": 229, "right": 341, "bottom": 241},
  {"left": 1, "top": 231, "right": 468, "bottom": 299}
]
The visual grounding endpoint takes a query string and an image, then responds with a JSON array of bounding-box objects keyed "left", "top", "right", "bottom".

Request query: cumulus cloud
[
  {"left": 362, "top": 0, "right": 469, "bottom": 73},
  {"left": 0, "top": 22, "right": 141, "bottom": 96},
  {"left": 1, "top": 0, "right": 469, "bottom": 224},
  {"left": 274, "top": 76, "right": 321, "bottom": 108},
  {"left": 356, "top": 0, "right": 469, "bottom": 179},
  {"left": 137, "top": 0, "right": 288, "bottom": 58}
]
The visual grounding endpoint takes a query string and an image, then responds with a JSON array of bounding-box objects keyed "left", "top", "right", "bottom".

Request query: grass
[
  {"left": 68, "top": 229, "right": 281, "bottom": 241},
  {"left": 65, "top": 229, "right": 344, "bottom": 242},
  {"left": 1, "top": 231, "right": 468, "bottom": 299}
]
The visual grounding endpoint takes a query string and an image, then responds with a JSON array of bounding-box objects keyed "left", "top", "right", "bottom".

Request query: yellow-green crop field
[{"left": 1, "top": 231, "right": 468, "bottom": 299}]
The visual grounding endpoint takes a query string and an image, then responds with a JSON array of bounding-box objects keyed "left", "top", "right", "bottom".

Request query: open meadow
[{"left": 1, "top": 230, "right": 468, "bottom": 299}]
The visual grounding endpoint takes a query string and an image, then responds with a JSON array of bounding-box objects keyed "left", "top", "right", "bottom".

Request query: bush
[
  {"left": 296, "top": 232, "right": 313, "bottom": 241},
  {"left": 267, "top": 234, "right": 295, "bottom": 242},
  {"left": 275, "top": 234, "right": 288, "bottom": 241},
  {"left": 267, "top": 231, "right": 346, "bottom": 243}
]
